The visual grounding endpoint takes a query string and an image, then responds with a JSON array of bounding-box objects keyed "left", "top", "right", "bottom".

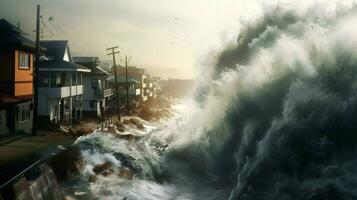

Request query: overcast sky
[{"left": 0, "top": 0, "right": 306, "bottom": 79}]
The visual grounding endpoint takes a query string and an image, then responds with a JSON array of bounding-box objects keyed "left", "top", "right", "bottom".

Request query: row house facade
[
  {"left": 108, "top": 75, "right": 141, "bottom": 108},
  {"left": 143, "top": 74, "right": 154, "bottom": 102},
  {"left": 0, "top": 19, "right": 34, "bottom": 135},
  {"left": 38, "top": 40, "right": 91, "bottom": 127},
  {"left": 114, "top": 66, "right": 149, "bottom": 103},
  {"left": 73, "top": 57, "right": 114, "bottom": 118},
  {"left": 0, "top": 19, "right": 163, "bottom": 134},
  {"left": 151, "top": 76, "right": 161, "bottom": 99}
]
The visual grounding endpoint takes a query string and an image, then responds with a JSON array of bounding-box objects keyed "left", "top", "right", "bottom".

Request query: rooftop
[
  {"left": 39, "top": 60, "right": 91, "bottom": 72},
  {"left": 107, "top": 75, "right": 140, "bottom": 83},
  {"left": 40, "top": 40, "right": 70, "bottom": 61},
  {"left": 73, "top": 57, "right": 110, "bottom": 75},
  {"left": 0, "top": 19, "right": 36, "bottom": 51}
]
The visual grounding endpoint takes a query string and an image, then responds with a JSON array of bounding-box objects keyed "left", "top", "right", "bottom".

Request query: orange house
[{"left": 0, "top": 19, "right": 35, "bottom": 135}]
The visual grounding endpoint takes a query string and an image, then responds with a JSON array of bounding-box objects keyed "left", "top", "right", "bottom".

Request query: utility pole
[
  {"left": 33, "top": 4, "right": 40, "bottom": 135},
  {"left": 106, "top": 46, "right": 121, "bottom": 121},
  {"left": 125, "top": 55, "right": 129, "bottom": 115}
]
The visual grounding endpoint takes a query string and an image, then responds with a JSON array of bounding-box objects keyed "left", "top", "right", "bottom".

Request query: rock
[
  {"left": 106, "top": 126, "right": 116, "bottom": 134},
  {"left": 115, "top": 121, "right": 126, "bottom": 132},
  {"left": 117, "top": 127, "right": 125, "bottom": 132},
  {"left": 102, "top": 169, "right": 114, "bottom": 177},
  {"left": 93, "top": 162, "right": 112, "bottom": 175},
  {"left": 129, "top": 118, "right": 144, "bottom": 129},
  {"left": 47, "top": 146, "right": 83, "bottom": 181},
  {"left": 130, "top": 118, "right": 140, "bottom": 125},
  {"left": 115, "top": 121, "right": 126, "bottom": 128},
  {"left": 136, "top": 123, "right": 144, "bottom": 129},
  {"left": 122, "top": 119, "right": 131, "bottom": 125},
  {"left": 118, "top": 134, "right": 136, "bottom": 142},
  {"left": 76, "top": 128, "right": 93, "bottom": 136},
  {"left": 88, "top": 174, "right": 97, "bottom": 183},
  {"left": 118, "top": 168, "right": 133, "bottom": 179}
]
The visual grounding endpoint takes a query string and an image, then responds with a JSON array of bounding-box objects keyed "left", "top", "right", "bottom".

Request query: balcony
[
  {"left": 39, "top": 85, "right": 83, "bottom": 98},
  {"left": 118, "top": 89, "right": 140, "bottom": 95},
  {"left": 142, "top": 96, "right": 148, "bottom": 101},
  {"left": 103, "top": 89, "right": 114, "bottom": 97},
  {"left": 94, "top": 88, "right": 114, "bottom": 97}
]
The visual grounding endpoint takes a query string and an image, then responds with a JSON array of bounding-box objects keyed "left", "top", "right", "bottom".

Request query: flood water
[{"left": 63, "top": 5, "right": 357, "bottom": 200}]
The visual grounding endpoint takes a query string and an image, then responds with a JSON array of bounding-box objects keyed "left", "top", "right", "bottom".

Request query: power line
[{"left": 40, "top": 16, "right": 53, "bottom": 38}]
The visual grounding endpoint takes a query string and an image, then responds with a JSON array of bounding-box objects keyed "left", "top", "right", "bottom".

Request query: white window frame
[{"left": 19, "top": 51, "right": 30, "bottom": 69}]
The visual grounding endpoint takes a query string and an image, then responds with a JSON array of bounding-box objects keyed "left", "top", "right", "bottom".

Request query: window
[
  {"left": 89, "top": 100, "right": 95, "bottom": 108},
  {"left": 18, "top": 104, "right": 31, "bottom": 122},
  {"left": 19, "top": 52, "right": 30, "bottom": 69},
  {"left": 60, "top": 73, "right": 69, "bottom": 87},
  {"left": 72, "top": 73, "right": 77, "bottom": 85},
  {"left": 39, "top": 73, "right": 49, "bottom": 87},
  {"left": 91, "top": 79, "right": 98, "bottom": 89}
]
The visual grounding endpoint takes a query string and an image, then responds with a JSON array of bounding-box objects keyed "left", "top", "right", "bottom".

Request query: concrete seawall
[{"left": 0, "top": 146, "right": 83, "bottom": 200}]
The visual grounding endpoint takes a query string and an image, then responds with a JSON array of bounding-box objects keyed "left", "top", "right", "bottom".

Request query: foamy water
[{"left": 64, "top": 2, "right": 357, "bottom": 199}]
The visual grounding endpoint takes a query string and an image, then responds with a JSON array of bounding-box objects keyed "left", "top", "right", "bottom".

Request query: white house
[
  {"left": 113, "top": 66, "right": 149, "bottom": 103},
  {"left": 107, "top": 75, "right": 141, "bottom": 109},
  {"left": 37, "top": 40, "right": 91, "bottom": 127},
  {"left": 73, "top": 57, "right": 114, "bottom": 118}
]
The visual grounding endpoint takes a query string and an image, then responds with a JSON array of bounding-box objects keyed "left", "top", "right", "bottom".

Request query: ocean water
[{"left": 65, "top": 2, "right": 357, "bottom": 200}]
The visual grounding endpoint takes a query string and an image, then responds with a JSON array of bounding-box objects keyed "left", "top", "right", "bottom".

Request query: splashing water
[{"left": 66, "top": 2, "right": 357, "bottom": 200}]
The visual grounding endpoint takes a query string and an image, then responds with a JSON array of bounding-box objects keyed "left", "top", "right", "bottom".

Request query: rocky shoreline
[
  {"left": 0, "top": 105, "right": 174, "bottom": 200},
  {"left": 62, "top": 106, "right": 174, "bottom": 200}
]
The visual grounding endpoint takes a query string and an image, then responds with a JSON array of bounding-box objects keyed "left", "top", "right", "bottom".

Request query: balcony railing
[
  {"left": 103, "top": 89, "right": 114, "bottom": 97},
  {"left": 94, "top": 88, "right": 114, "bottom": 97},
  {"left": 39, "top": 85, "right": 83, "bottom": 98},
  {"left": 118, "top": 89, "right": 140, "bottom": 95}
]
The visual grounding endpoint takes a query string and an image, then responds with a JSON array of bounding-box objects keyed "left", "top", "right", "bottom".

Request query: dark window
[
  {"left": 91, "top": 79, "right": 98, "bottom": 89},
  {"left": 39, "top": 73, "right": 49, "bottom": 87},
  {"left": 72, "top": 73, "right": 77, "bottom": 85},
  {"left": 90, "top": 100, "right": 95, "bottom": 108}
]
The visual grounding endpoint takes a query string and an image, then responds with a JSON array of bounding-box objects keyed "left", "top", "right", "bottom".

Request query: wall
[
  {"left": 15, "top": 101, "right": 33, "bottom": 134},
  {"left": 0, "top": 51, "right": 14, "bottom": 95},
  {"left": 82, "top": 75, "right": 94, "bottom": 111},
  {"left": 0, "top": 110, "right": 10, "bottom": 135},
  {"left": 14, "top": 50, "right": 33, "bottom": 97},
  {"left": 2, "top": 160, "right": 73, "bottom": 200}
]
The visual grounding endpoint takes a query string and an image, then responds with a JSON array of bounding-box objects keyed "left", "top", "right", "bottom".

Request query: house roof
[
  {"left": 0, "top": 19, "right": 36, "bottom": 51},
  {"left": 107, "top": 75, "right": 140, "bottom": 83},
  {"left": 39, "top": 60, "right": 91, "bottom": 72},
  {"left": 72, "top": 57, "right": 99, "bottom": 63},
  {"left": 73, "top": 57, "right": 109, "bottom": 75},
  {"left": 96, "top": 66, "right": 111, "bottom": 75},
  {"left": 40, "top": 40, "right": 70, "bottom": 61},
  {"left": 38, "top": 40, "right": 90, "bottom": 72}
]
